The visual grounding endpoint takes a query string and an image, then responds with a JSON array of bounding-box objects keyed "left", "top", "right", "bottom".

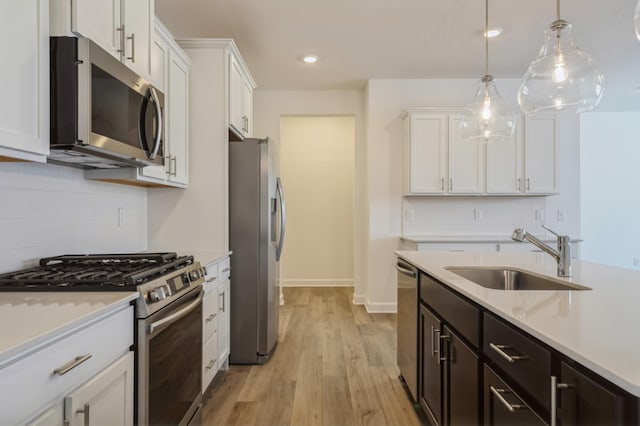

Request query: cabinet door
[
  {"left": 217, "top": 277, "right": 231, "bottom": 364},
  {"left": 558, "top": 361, "right": 625, "bottom": 426},
  {"left": 524, "top": 116, "right": 557, "bottom": 194},
  {"left": 72, "top": 0, "right": 121, "bottom": 60},
  {"left": 443, "top": 326, "right": 479, "bottom": 426},
  {"left": 243, "top": 78, "right": 253, "bottom": 137},
  {"left": 167, "top": 52, "right": 190, "bottom": 185},
  {"left": 404, "top": 113, "right": 448, "bottom": 194},
  {"left": 0, "top": 0, "right": 49, "bottom": 161},
  {"left": 419, "top": 304, "right": 442, "bottom": 425},
  {"left": 484, "top": 365, "right": 546, "bottom": 426},
  {"left": 122, "top": 0, "right": 153, "bottom": 79},
  {"left": 448, "top": 115, "right": 484, "bottom": 194},
  {"left": 487, "top": 114, "right": 524, "bottom": 194},
  {"left": 229, "top": 53, "right": 245, "bottom": 138},
  {"left": 65, "top": 352, "right": 134, "bottom": 426},
  {"left": 27, "top": 406, "right": 63, "bottom": 426}
]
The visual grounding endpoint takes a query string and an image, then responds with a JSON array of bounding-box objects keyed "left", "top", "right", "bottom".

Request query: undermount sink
[{"left": 445, "top": 267, "right": 591, "bottom": 291}]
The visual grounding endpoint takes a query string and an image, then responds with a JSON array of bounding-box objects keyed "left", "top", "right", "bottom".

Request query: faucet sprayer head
[{"left": 512, "top": 228, "right": 526, "bottom": 242}]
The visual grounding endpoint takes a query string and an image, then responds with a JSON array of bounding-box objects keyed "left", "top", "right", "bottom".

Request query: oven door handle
[{"left": 147, "top": 290, "right": 202, "bottom": 336}]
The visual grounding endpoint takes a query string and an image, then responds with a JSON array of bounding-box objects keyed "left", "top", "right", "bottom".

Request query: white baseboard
[
  {"left": 352, "top": 293, "right": 367, "bottom": 305},
  {"left": 281, "top": 279, "right": 353, "bottom": 287},
  {"left": 352, "top": 294, "right": 396, "bottom": 313}
]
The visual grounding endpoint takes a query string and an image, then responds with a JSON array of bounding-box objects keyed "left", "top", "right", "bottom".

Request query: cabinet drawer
[
  {"left": 484, "top": 364, "right": 546, "bottom": 426},
  {"left": 484, "top": 313, "right": 551, "bottom": 412},
  {"left": 219, "top": 257, "right": 231, "bottom": 280},
  {"left": 204, "top": 262, "right": 219, "bottom": 293},
  {"left": 420, "top": 273, "right": 480, "bottom": 347},
  {"left": 0, "top": 305, "right": 134, "bottom": 425},
  {"left": 202, "top": 333, "right": 218, "bottom": 392},
  {"left": 203, "top": 291, "right": 218, "bottom": 342}
]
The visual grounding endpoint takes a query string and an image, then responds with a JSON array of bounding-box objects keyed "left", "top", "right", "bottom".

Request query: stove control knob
[{"left": 148, "top": 287, "right": 167, "bottom": 303}]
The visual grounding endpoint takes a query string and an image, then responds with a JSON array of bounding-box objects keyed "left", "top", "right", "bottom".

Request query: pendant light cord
[
  {"left": 485, "top": 0, "right": 489, "bottom": 76},
  {"left": 556, "top": 0, "right": 561, "bottom": 20}
]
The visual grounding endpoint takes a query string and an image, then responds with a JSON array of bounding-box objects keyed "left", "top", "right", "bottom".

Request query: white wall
[
  {"left": 365, "top": 79, "right": 581, "bottom": 311},
  {"left": 580, "top": 112, "right": 640, "bottom": 270},
  {"left": 280, "top": 116, "right": 355, "bottom": 286},
  {"left": 0, "top": 162, "right": 147, "bottom": 273},
  {"left": 252, "top": 90, "right": 368, "bottom": 301}
]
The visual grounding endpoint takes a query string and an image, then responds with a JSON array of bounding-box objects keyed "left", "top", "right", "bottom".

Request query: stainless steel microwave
[{"left": 49, "top": 37, "right": 164, "bottom": 169}]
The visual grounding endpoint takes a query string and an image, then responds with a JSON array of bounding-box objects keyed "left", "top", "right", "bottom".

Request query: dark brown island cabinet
[{"left": 411, "top": 267, "right": 639, "bottom": 426}]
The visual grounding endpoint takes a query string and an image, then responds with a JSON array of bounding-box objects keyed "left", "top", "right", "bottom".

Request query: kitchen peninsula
[{"left": 397, "top": 250, "right": 640, "bottom": 425}]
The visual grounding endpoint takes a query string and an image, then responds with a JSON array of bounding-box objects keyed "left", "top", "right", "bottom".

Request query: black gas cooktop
[{"left": 0, "top": 252, "right": 194, "bottom": 290}]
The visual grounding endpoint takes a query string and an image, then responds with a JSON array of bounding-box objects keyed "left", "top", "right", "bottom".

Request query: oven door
[{"left": 138, "top": 288, "right": 203, "bottom": 426}]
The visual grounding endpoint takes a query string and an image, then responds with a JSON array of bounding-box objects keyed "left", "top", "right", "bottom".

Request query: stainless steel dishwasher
[{"left": 396, "top": 258, "right": 418, "bottom": 402}]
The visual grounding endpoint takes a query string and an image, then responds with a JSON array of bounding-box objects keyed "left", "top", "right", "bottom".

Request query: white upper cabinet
[
  {"left": 448, "top": 114, "right": 484, "bottom": 194},
  {"left": 486, "top": 114, "right": 557, "bottom": 195},
  {"left": 524, "top": 115, "right": 557, "bottom": 194},
  {"left": 85, "top": 18, "right": 190, "bottom": 188},
  {"left": 0, "top": 0, "right": 49, "bottom": 162},
  {"left": 404, "top": 109, "right": 558, "bottom": 196},
  {"left": 228, "top": 50, "right": 255, "bottom": 140},
  {"left": 403, "top": 112, "right": 448, "bottom": 194},
  {"left": 51, "top": 0, "right": 153, "bottom": 80}
]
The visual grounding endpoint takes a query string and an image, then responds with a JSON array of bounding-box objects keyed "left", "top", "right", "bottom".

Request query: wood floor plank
[{"left": 203, "top": 287, "right": 425, "bottom": 426}]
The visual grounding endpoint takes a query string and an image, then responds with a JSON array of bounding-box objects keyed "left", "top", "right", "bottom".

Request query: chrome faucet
[{"left": 511, "top": 225, "right": 571, "bottom": 277}]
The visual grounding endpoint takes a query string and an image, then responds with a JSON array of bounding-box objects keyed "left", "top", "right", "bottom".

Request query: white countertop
[
  {"left": 401, "top": 235, "right": 581, "bottom": 243},
  {"left": 189, "top": 250, "right": 231, "bottom": 266},
  {"left": 0, "top": 292, "right": 138, "bottom": 369},
  {"left": 396, "top": 250, "right": 640, "bottom": 397}
]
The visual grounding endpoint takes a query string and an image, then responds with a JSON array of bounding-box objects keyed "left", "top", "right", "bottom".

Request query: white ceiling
[{"left": 156, "top": 0, "right": 640, "bottom": 111}]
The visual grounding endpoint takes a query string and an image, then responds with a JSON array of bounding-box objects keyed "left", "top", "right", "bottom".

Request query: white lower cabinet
[
  {"left": 2, "top": 305, "right": 134, "bottom": 426},
  {"left": 202, "top": 256, "right": 231, "bottom": 392}
]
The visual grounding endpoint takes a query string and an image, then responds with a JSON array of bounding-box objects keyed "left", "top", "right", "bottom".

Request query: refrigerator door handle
[{"left": 275, "top": 177, "right": 286, "bottom": 261}]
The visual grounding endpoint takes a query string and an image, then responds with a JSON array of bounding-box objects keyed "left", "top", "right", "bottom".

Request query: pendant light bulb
[
  {"left": 518, "top": 1, "right": 604, "bottom": 115},
  {"left": 459, "top": 0, "right": 515, "bottom": 143}
]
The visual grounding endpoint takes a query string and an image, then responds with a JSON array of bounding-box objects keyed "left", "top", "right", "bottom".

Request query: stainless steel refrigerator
[{"left": 229, "top": 137, "right": 285, "bottom": 364}]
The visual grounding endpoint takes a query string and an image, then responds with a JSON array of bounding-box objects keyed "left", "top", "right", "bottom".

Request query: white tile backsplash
[{"left": 0, "top": 162, "right": 147, "bottom": 273}]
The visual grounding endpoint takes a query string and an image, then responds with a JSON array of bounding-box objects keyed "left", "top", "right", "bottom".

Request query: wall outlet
[
  {"left": 535, "top": 209, "right": 545, "bottom": 221},
  {"left": 557, "top": 209, "right": 565, "bottom": 221},
  {"left": 405, "top": 208, "right": 415, "bottom": 222},
  {"left": 634, "top": 257, "right": 640, "bottom": 267},
  {"left": 473, "top": 208, "right": 483, "bottom": 221},
  {"left": 118, "top": 208, "right": 125, "bottom": 228}
]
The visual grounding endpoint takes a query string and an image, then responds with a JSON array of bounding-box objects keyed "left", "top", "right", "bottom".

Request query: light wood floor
[{"left": 202, "top": 287, "right": 425, "bottom": 426}]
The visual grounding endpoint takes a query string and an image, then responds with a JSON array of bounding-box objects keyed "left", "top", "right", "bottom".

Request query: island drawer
[
  {"left": 483, "top": 312, "right": 551, "bottom": 413},
  {"left": 420, "top": 272, "right": 480, "bottom": 348}
]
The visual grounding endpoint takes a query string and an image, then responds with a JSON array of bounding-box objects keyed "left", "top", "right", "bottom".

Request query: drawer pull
[
  {"left": 53, "top": 354, "right": 92, "bottom": 376},
  {"left": 206, "top": 360, "right": 216, "bottom": 370},
  {"left": 219, "top": 291, "right": 225, "bottom": 312},
  {"left": 206, "top": 277, "right": 217, "bottom": 283},
  {"left": 490, "top": 386, "right": 527, "bottom": 413},
  {"left": 76, "top": 403, "right": 90, "bottom": 426},
  {"left": 222, "top": 267, "right": 231, "bottom": 273},
  {"left": 489, "top": 343, "right": 528, "bottom": 363},
  {"left": 206, "top": 313, "right": 216, "bottom": 322},
  {"left": 431, "top": 326, "right": 440, "bottom": 358},
  {"left": 438, "top": 333, "right": 450, "bottom": 364}
]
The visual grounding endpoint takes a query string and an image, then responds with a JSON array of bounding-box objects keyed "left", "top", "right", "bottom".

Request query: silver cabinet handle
[
  {"left": 490, "top": 386, "right": 526, "bottom": 412},
  {"left": 171, "top": 156, "right": 177, "bottom": 176},
  {"left": 164, "top": 155, "right": 171, "bottom": 175},
  {"left": 53, "top": 354, "right": 92, "bottom": 376},
  {"left": 517, "top": 178, "right": 522, "bottom": 191},
  {"left": 440, "top": 177, "right": 445, "bottom": 191},
  {"left": 550, "top": 376, "right": 571, "bottom": 426},
  {"left": 438, "top": 333, "right": 450, "bottom": 364},
  {"left": 431, "top": 326, "right": 439, "bottom": 358},
  {"left": 117, "top": 25, "right": 125, "bottom": 56},
  {"left": 526, "top": 178, "right": 531, "bottom": 190},
  {"left": 449, "top": 177, "right": 453, "bottom": 191},
  {"left": 395, "top": 264, "right": 416, "bottom": 278},
  {"left": 76, "top": 403, "right": 90, "bottom": 426},
  {"left": 206, "top": 359, "right": 216, "bottom": 370},
  {"left": 126, "top": 33, "right": 135, "bottom": 62},
  {"left": 206, "top": 313, "right": 216, "bottom": 322},
  {"left": 222, "top": 267, "right": 231, "bottom": 273},
  {"left": 219, "top": 291, "right": 225, "bottom": 312},
  {"left": 206, "top": 277, "right": 217, "bottom": 284},
  {"left": 489, "top": 343, "right": 528, "bottom": 363}
]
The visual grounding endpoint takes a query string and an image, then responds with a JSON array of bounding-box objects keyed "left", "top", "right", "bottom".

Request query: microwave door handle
[{"left": 148, "top": 87, "right": 163, "bottom": 160}]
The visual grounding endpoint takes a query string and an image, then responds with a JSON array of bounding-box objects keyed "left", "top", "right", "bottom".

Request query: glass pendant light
[
  {"left": 634, "top": 0, "right": 640, "bottom": 41},
  {"left": 518, "top": 0, "right": 604, "bottom": 114},
  {"left": 460, "top": 0, "right": 515, "bottom": 143}
]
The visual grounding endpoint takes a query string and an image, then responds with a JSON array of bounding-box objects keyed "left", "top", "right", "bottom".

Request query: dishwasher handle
[{"left": 396, "top": 263, "right": 417, "bottom": 278}]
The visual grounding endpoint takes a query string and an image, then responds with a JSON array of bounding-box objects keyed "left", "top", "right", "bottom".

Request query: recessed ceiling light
[
  {"left": 303, "top": 55, "right": 318, "bottom": 64},
  {"left": 484, "top": 27, "right": 503, "bottom": 38}
]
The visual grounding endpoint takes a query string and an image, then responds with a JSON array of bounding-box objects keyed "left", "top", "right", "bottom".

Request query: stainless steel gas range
[{"left": 0, "top": 252, "right": 205, "bottom": 426}]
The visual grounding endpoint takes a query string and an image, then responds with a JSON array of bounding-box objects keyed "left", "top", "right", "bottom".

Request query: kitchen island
[{"left": 397, "top": 250, "right": 640, "bottom": 425}]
